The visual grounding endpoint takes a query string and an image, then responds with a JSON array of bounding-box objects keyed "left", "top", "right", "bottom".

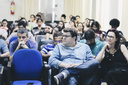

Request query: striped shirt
[{"left": 42, "top": 44, "right": 54, "bottom": 54}]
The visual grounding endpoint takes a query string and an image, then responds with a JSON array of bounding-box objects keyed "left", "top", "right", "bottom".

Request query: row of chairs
[{"left": 6, "top": 35, "right": 128, "bottom": 85}]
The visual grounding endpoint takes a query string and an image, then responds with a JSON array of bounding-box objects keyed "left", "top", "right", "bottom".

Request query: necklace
[{"left": 108, "top": 49, "right": 116, "bottom": 57}]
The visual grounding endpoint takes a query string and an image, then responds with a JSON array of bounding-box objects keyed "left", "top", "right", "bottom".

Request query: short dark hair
[
  {"left": 109, "top": 18, "right": 120, "bottom": 28},
  {"left": 45, "top": 23, "right": 53, "bottom": 28},
  {"left": 106, "top": 28, "right": 120, "bottom": 50},
  {"left": 77, "top": 22, "right": 84, "bottom": 28},
  {"left": 63, "top": 27, "right": 78, "bottom": 41},
  {"left": 37, "top": 18, "right": 43, "bottom": 23},
  {"left": 61, "top": 14, "right": 66, "bottom": 19},
  {"left": 30, "top": 14, "right": 36, "bottom": 19},
  {"left": 70, "top": 20, "right": 76, "bottom": 27},
  {"left": 90, "top": 19, "right": 95, "bottom": 22},
  {"left": 17, "top": 28, "right": 28, "bottom": 36},
  {"left": 37, "top": 12, "right": 43, "bottom": 15},
  {"left": 84, "top": 29, "right": 95, "bottom": 40},
  {"left": 53, "top": 32, "right": 62, "bottom": 41},
  {"left": 58, "top": 21, "right": 65, "bottom": 29},
  {"left": 76, "top": 15, "right": 80, "bottom": 18},
  {"left": 2, "top": 19, "right": 8, "bottom": 23},
  {"left": 91, "top": 21, "right": 101, "bottom": 32},
  {"left": 85, "top": 18, "right": 90, "bottom": 21},
  {"left": 55, "top": 26, "right": 62, "bottom": 31},
  {"left": 19, "top": 17, "right": 28, "bottom": 26},
  {"left": 71, "top": 16, "right": 76, "bottom": 21},
  {"left": 36, "top": 14, "right": 41, "bottom": 18},
  {"left": 18, "top": 21, "right": 26, "bottom": 28}
]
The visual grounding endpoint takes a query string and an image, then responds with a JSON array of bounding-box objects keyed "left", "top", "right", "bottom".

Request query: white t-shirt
[{"left": 0, "top": 29, "right": 8, "bottom": 37}]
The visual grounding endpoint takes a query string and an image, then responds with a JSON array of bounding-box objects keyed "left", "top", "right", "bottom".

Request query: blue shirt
[
  {"left": 42, "top": 44, "right": 54, "bottom": 54},
  {"left": 80, "top": 39, "right": 104, "bottom": 56},
  {"left": 0, "top": 39, "right": 9, "bottom": 54},
  {"left": 48, "top": 42, "right": 94, "bottom": 69},
  {"left": 10, "top": 39, "right": 37, "bottom": 56}
]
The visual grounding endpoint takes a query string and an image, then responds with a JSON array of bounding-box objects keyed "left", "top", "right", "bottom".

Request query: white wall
[
  {"left": 0, "top": 0, "right": 64, "bottom": 22},
  {"left": 54, "top": 0, "right": 64, "bottom": 21},
  {"left": 0, "top": 0, "right": 23, "bottom": 22},
  {"left": 40, "top": 0, "right": 64, "bottom": 21}
]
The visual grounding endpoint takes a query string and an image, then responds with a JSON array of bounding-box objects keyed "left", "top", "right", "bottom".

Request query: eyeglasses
[
  {"left": 45, "top": 27, "right": 51, "bottom": 29},
  {"left": 107, "top": 35, "right": 114, "bottom": 39},
  {"left": 2, "top": 23, "right": 7, "bottom": 24},
  {"left": 62, "top": 35, "right": 72, "bottom": 38},
  {"left": 54, "top": 40, "right": 62, "bottom": 43},
  {"left": 18, "top": 36, "right": 26, "bottom": 39}
]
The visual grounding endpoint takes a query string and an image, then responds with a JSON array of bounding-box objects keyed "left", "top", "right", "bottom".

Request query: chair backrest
[
  {"left": 13, "top": 49, "right": 43, "bottom": 80},
  {"left": 9, "top": 36, "right": 17, "bottom": 46},
  {"left": 121, "top": 41, "right": 128, "bottom": 49},
  {"left": 38, "top": 39, "right": 54, "bottom": 51},
  {"left": 35, "top": 35, "right": 46, "bottom": 44}
]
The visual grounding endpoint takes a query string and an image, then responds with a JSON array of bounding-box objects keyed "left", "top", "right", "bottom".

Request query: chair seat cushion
[{"left": 12, "top": 80, "right": 42, "bottom": 85}]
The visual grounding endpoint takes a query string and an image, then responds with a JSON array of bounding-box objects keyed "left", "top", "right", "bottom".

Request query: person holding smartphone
[{"left": 96, "top": 28, "right": 128, "bottom": 85}]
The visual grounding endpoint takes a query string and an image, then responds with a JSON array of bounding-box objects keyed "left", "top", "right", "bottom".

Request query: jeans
[
  {"left": 67, "top": 59, "right": 99, "bottom": 85},
  {"left": 61, "top": 75, "right": 79, "bottom": 85},
  {"left": 49, "top": 59, "right": 99, "bottom": 85}
]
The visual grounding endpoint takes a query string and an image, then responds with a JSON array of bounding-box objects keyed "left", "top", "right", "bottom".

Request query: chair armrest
[
  {"left": 44, "top": 61, "right": 49, "bottom": 69},
  {"left": 0, "top": 57, "right": 9, "bottom": 66},
  {"left": 42, "top": 61, "right": 49, "bottom": 85},
  {"left": 51, "top": 66, "right": 59, "bottom": 85},
  {"left": 0, "top": 66, "right": 4, "bottom": 74},
  {"left": 7, "top": 61, "right": 12, "bottom": 68},
  {"left": 6, "top": 61, "right": 12, "bottom": 85},
  {"left": 0, "top": 65, "right": 4, "bottom": 85}
]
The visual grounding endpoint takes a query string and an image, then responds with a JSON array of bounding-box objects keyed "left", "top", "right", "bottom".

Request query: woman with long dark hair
[
  {"left": 91, "top": 21, "right": 103, "bottom": 41},
  {"left": 96, "top": 29, "right": 128, "bottom": 85}
]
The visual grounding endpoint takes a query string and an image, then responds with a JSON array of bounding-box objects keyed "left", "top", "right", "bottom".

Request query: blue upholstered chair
[
  {"left": 9, "top": 36, "right": 17, "bottom": 46},
  {"left": 6, "top": 49, "right": 49, "bottom": 85}
]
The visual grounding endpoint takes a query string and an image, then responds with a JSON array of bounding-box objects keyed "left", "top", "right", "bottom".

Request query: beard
[{"left": 88, "top": 42, "right": 96, "bottom": 46}]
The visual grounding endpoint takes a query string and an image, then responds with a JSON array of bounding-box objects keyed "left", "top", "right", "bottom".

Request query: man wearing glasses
[
  {"left": 9, "top": 28, "right": 37, "bottom": 62},
  {"left": 49, "top": 28, "right": 99, "bottom": 85},
  {"left": 40, "top": 32, "right": 62, "bottom": 62}
]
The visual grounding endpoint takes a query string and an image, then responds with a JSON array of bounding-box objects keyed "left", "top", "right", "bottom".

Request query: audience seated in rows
[
  {"left": 6, "top": 21, "right": 35, "bottom": 45},
  {"left": 0, "top": 12, "right": 127, "bottom": 85},
  {"left": 33, "top": 14, "right": 45, "bottom": 28}
]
